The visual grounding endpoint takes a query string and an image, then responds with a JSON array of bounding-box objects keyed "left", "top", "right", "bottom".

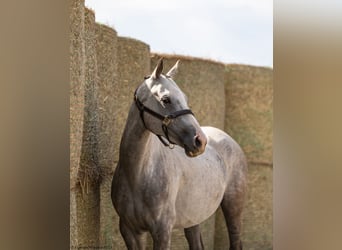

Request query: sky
[{"left": 85, "top": 0, "right": 273, "bottom": 67}]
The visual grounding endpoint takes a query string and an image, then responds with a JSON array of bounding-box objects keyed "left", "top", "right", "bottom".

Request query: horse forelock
[{"left": 143, "top": 75, "right": 186, "bottom": 105}]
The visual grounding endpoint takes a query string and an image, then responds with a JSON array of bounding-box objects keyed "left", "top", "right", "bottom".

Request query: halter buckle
[{"left": 163, "top": 116, "right": 171, "bottom": 126}]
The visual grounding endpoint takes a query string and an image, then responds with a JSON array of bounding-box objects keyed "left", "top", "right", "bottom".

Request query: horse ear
[
  {"left": 151, "top": 58, "right": 163, "bottom": 79},
  {"left": 166, "top": 60, "right": 179, "bottom": 78}
]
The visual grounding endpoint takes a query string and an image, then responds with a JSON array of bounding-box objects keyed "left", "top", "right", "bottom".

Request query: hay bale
[
  {"left": 79, "top": 7, "right": 100, "bottom": 190},
  {"left": 115, "top": 37, "right": 150, "bottom": 165},
  {"left": 94, "top": 23, "right": 121, "bottom": 249},
  {"left": 71, "top": 7, "right": 101, "bottom": 249},
  {"left": 95, "top": 23, "right": 117, "bottom": 174},
  {"left": 223, "top": 64, "right": 273, "bottom": 249},
  {"left": 150, "top": 54, "right": 226, "bottom": 250},
  {"left": 70, "top": 190, "right": 78, "bottom": 248},
  {"left": 224, "top": 64, "right": 273, "bottom": 164},
  {"left": 75, "top": 184, "right": 101, "bottom": 248},
  {"left": 70, "top": 0, "right": 85, "bottom": 189},
  {"left": 70, "top": 0, "right": 85, "bottom": 246},
  {"left": 242, "top": 164, "right": 273, "bottom": 250}
]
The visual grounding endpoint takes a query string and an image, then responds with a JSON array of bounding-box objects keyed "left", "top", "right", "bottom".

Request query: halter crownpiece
[{"left": 134, "top": 88, "right": 194, "bottom": 148}]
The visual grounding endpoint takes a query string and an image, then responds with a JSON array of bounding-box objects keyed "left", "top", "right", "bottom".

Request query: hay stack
[
  {"left": 70, "top": 0, "right": 85, "bottom": 189},
  {"left": 150, "top": 54, "right": 226, "bottom": 250},
  {"left": 242, "top": 164, "right": 273, "bottom": 250},
  {"left": 70, "top": 0, "right": 85, "bottom": 247},
  {"left": 72, "top": 8, "right": 101, "bottom": 249},
  {"left": 94, "top": 23, "right": 121, "bottom": 249},
  {"left": 224, "top": 64, "right": 273, "bottom": 164},
  {"left": 95, "top": 23, "right": 117, "bottom": 174},
  {"left": 224, "top": 64, "right": 273, "bottom": 249},
  {"left": 115, "top": 37, "right": 150, "bottom": 165},
  {"left": 80, "top": 7, "right": 100, "bottom": 191}
]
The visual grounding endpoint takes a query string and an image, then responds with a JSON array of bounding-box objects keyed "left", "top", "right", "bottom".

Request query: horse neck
[{"left": 119, "top": 102, "right": 154, "bottom": 176}]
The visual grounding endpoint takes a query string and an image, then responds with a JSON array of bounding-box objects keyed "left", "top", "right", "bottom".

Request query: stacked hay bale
[
  {"left": 224, "top": 64, "right": 273, "bottom": 250},
  {"left": 70, "top": 0, "right": 85, "bottom": 190},
  {"left": 115, "top": 37, "right": 151, "bottom": 166},
  {"left": 150, "top": 54, "right": 226, "bottom": 250},
  {"left": 74, "top": 7, "right": 101, "bottom": 248},
  {"left": 94, "top": 23, "right": 120, "bottom": 249},
  {"left": 70, "top": 0, "right": 85, "bottom": 247}
]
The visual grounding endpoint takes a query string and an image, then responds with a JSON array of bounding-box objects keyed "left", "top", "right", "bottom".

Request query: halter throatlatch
[{"left": 134, "top": 89, "right": 194, "bottom": 148}]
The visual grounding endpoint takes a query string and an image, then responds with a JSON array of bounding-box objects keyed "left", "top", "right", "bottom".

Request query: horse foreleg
[
  {"left": 119, "top": 219, "right": 145, "bottom": 250},
  {"left": 150, "top": 223, "right": 173, "bottom": 250},
  {"left": 184, "top": 224, "right": 204, "bottom": 250},
  {"left": 221, "top": 174, "right": 247, "bottom": 250}
]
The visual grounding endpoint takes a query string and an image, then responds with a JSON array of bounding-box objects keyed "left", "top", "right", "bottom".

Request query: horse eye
[{"left": 161, "top": 96, "right": 171, "bottom": 104}]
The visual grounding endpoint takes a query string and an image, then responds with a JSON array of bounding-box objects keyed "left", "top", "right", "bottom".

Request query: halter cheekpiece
[{"left": 134, "top": 88, "right": 194, "bottom": 148}]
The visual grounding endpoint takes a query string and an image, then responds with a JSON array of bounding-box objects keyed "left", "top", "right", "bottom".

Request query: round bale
[
  {"left": 95, "top": 23, "right": 117, "bottom": 173},
  {"left": 114, "top": 36, "right": 151, "bottom": 165},
  {"left": 94, "top": 23, "right": 122, "bottom": 249},
  {"left": 73, "top": 8, "right": 101, "bottom": 249},
  {"left": 224, "top": 64, "right": 273, "bottom": 165},
  {"left": 224, "top": 64, "right": 273, "bottom": 249},
  {"left": 80, "top": 7, "right": 100, "bottom": 191},
  {"left": 70, "top": 0, "right": 85, "bottom": 247},
  {"left": 70, "top": 0, "right": 85, "bottom": 189}
]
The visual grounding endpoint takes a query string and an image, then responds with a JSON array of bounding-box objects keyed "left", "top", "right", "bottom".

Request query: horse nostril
[{"left": 194, "top": 135, "right": 202, "bottom": 148}]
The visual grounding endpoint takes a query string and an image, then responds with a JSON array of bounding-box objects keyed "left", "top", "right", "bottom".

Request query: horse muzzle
[{"left": 184, "top": 132, "right": 207, "bottom": 157}]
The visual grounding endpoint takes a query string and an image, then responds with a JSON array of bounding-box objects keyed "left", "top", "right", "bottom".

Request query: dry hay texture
[
  {"left": 115, "top": 37, "right": 151, "bottom": 167},
  {"left": 242, "top": 164, "right": 273, "bottom": 250},
  {"left": 224, "top": 64, "right": 273, "bottom": 165},
  {"left": 150, "top": 54, "right": 226, "bottom": 250},
  {"left": 95, "top": 23, "right": 117, "bottom": 174},
  {"left": 94, "top": 23, "right": 123, "bottom": 249},
  {"left": 224, "top": 64, "right": 273, "bottom": 249},
  {"left": 70, "top": 0, "right": 85, "bottom": 248},
  {"left": 70, "top": 0, "right": 85, "bottom": 189},
  {"left": 79, "top": 7, "right": 100, "bottom": 192},
  {"left": 70, "top": 7, "right": 103, "bottom": 249}
]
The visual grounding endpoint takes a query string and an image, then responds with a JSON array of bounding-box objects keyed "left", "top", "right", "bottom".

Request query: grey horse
[{"left": 111, "top": 59, "right": 247, "bottom": 250}]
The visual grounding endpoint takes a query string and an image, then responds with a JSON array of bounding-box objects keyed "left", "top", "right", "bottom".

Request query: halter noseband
[{"left": 134, "top": 88, "right": 194, "bottom": 148}]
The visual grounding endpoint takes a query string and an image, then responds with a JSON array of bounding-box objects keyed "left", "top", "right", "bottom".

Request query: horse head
[{"left": 135, "top": 58, "right": 207, "bottom": 157}]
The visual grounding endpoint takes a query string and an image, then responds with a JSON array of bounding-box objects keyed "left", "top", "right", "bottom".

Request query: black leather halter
[{"left": 134, "top": 88, "right": 194, "bottom": 147}]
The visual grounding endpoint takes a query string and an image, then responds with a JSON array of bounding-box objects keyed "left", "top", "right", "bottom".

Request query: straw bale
[
  {"left": 70, "top": 0, "right": 85, "bottom": 189},
  {"left": 70, "top": 7, "right": 102, "bottom": 249},
  {"left": 242, "top": 164, "right": 273, "bottom": 250},
  {"left": 79, "top": 7, "right": 100, "bottom": 190},
  {"left": 224, "top": 64, "right": 273, "bottom": 164},
  {"left": 95, "top": 23, "right": 117, "bottom": 173},
  {"left": 95, "top": 23, "right": 121, "bottom": 249},
  {"left": 223, "top": 64, "right": 273, "bottom": 249},
  {"left": 114, "top": 37, "right": 150, "bottom": 166},
  {"left": 70, "top": 1, "right": 85, "bottom": 247},
  {"left": 75, "top": 185, "right": 101, "bottom": 248},
  {"left": 150, "top": 54, "right": 225, "bottom": 249},
  {"left": 70, "top": 189, "right": 78, "bottom": 248}
]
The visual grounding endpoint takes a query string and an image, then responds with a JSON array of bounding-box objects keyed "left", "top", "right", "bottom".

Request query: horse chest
[{"left": 112, "top": 161, "right": 176, "bottom": 226}]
